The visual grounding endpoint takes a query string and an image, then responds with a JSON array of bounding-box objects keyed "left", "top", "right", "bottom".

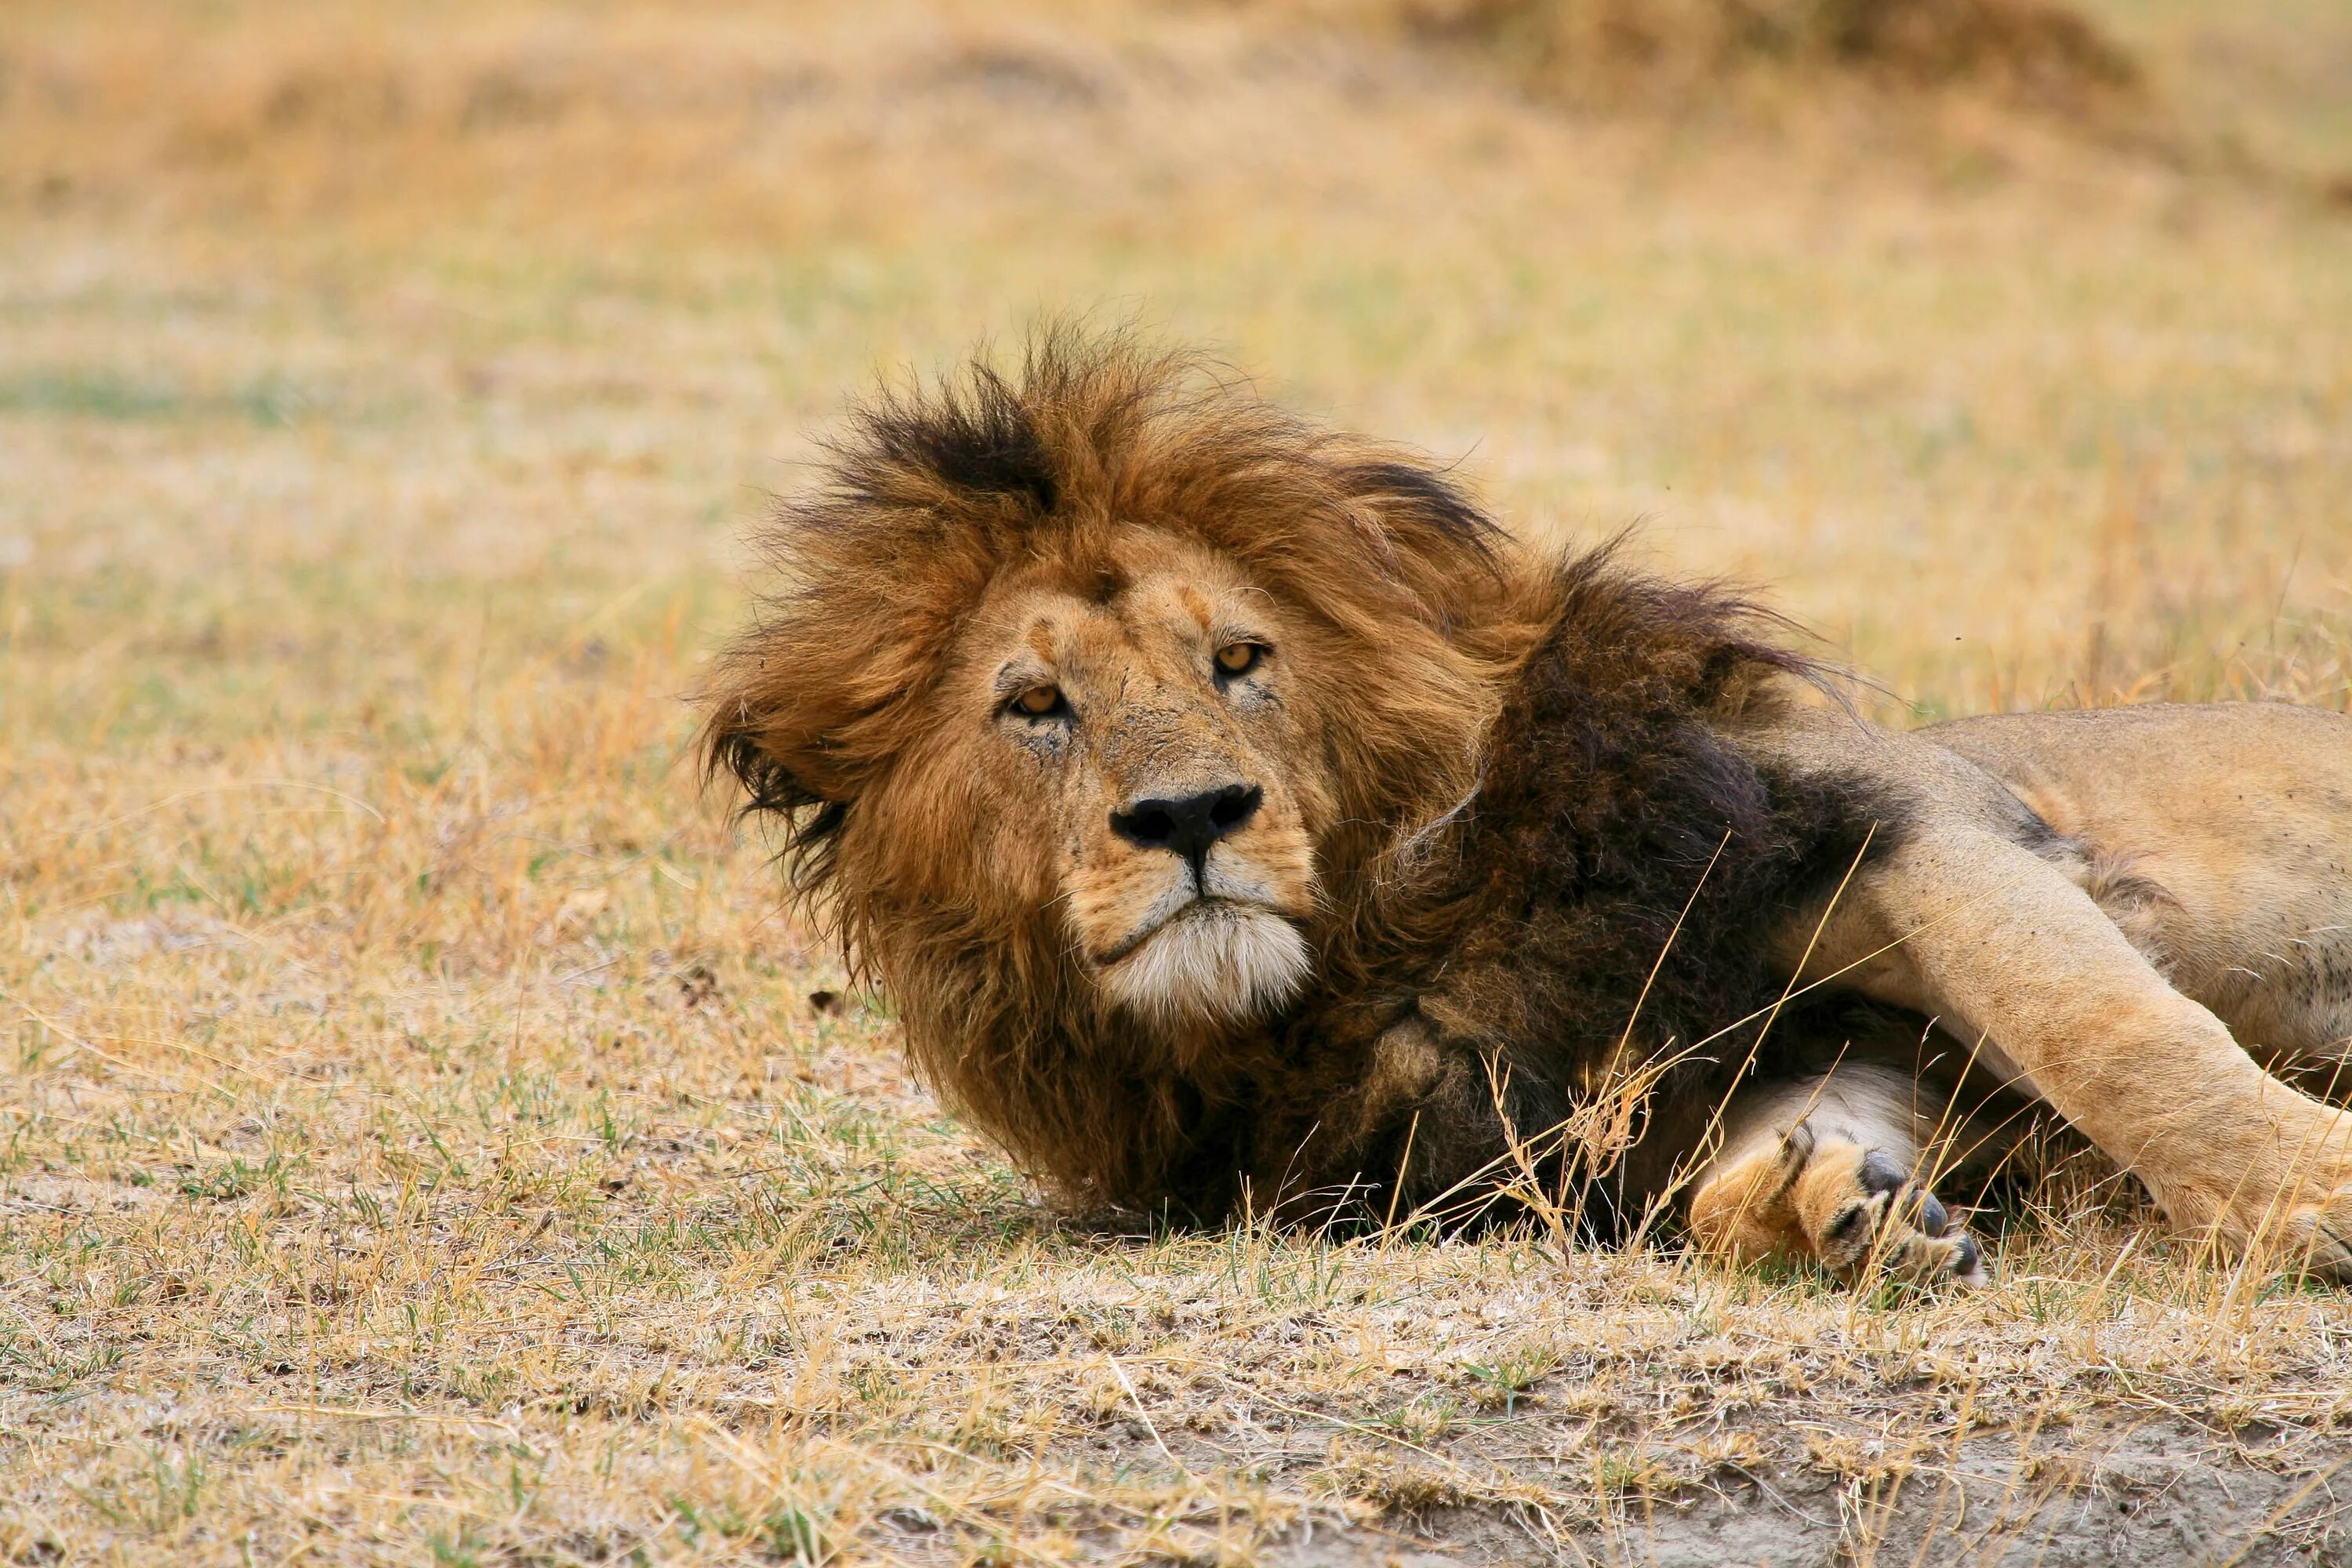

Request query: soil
[{"left": 1258, "top": 1415, "right": 2352, "bottom": 1566}]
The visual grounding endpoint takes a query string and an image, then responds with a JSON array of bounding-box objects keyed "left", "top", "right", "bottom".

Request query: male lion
[{"left": 703, "top": 331, "right": 2352, "bottom": 1287}]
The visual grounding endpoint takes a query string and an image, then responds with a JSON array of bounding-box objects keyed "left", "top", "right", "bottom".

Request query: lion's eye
[
  {"left": 1010, "top": 684, "right": 1065, "bottom": 719},
  {"left": 1214, "top": 642, "right": 1264, "bottom": 677}
]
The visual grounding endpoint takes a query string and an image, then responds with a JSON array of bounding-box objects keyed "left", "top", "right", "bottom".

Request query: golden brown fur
[{"left": 706, "top": 328, "right": 2352, "bottom": 1286}]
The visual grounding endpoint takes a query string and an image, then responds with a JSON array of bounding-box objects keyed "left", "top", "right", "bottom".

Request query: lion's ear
[
  {"left": 1341, "top": 459, "right": 1499, "bottom": 557},
  {"left": 1328, "top": 453, "right": 1515, "bottom": 636},
  {"left": 698, "top": 680, "right": 862, "bottom": 891},
  {"left": 703, "top": 702, "right": 837, "bottom": 820}
]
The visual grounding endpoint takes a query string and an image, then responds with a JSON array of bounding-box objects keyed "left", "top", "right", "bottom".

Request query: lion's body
[{"left": 707, "top": 331, "right": 2352, "bottom": 1286}]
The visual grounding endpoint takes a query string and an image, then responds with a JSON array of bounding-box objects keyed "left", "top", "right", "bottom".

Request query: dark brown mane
[
  {"left": 702, "top": 329, "right": 1899, "bottom": 1227},
  {"left": 1249, "top": 550, "right": 1904, "bottom": 1230}
]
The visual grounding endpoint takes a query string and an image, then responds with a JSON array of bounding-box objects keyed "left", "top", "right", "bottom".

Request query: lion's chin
[{"left": 1096, "top": 902, "right": 1312, "bottom": 1031}]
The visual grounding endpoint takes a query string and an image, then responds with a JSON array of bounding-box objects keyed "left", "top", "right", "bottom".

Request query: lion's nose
[{"left": 1109, "top": 783, "right": 1262, "bottom": 866}]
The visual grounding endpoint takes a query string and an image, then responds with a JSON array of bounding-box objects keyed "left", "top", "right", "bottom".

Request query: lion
[{"left": 702, "top": 328, "right": 2352, "bottom": 1287}]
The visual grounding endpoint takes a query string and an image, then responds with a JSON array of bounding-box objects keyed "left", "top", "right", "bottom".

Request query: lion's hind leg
[{"left": 1687, "top": 1062, "right": 1988, "bottom": 1287}]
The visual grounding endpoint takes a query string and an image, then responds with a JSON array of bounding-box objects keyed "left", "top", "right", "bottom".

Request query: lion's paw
[
  {"left": 2250, "top": 1182, "right": 2352, "bottom": 1286},
  {"left": 1690, "top": 1125, "right": 1987, "bottom": 1289},
  {"left": 2190, "top": 1128, "right": 2352, "bottom": 1285},
  {"left": 1795, "top": 1144, "right": 1986, "bottom": 1288}
]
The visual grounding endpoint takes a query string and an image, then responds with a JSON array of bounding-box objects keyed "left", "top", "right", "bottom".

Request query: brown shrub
[{"left": 1332, "top": 0, "right": 2139, "bottom": 111}]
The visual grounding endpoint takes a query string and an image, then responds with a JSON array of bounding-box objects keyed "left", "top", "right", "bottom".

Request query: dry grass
[{"left": 5, "top": 0, "right": 2352, "bottom": 1562}]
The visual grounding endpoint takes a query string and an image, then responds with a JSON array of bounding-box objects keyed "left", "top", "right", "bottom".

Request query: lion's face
[{"left": 939, "top": 530, "right": 1330, "bottom": 1030}]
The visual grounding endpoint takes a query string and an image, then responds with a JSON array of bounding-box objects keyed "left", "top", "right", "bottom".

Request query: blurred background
[{"left": 7, "top": 0, "right": 2349, "bottom": 740}]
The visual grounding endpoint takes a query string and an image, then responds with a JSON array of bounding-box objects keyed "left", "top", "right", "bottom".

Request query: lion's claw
[{"left": 1803, "top": 1144, "right": 1987, "bottom": 1288}]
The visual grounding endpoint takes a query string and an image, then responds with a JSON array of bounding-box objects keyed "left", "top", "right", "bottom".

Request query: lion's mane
[{"left": 706, "top": 329, "right": 1907, "bottom": 1228}]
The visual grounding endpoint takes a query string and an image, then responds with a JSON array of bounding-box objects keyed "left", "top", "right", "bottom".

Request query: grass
[{"left": 5, "top": 0, "right": 2352, "bottom": 1561}]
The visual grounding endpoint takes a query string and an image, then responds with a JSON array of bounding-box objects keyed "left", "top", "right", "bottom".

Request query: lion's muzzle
[{"left": 1087, "top": 778, "right": 1311, "bottom": 1027}]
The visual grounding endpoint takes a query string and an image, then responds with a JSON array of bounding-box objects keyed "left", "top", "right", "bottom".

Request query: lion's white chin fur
[{"left": 1098, "top": 902, "right": 1312, "bottom": 1030}]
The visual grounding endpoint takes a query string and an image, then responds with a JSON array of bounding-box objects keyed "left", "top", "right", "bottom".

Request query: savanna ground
[{"left": 5, "top": 1, "right": 2352, "bottom": 1563}]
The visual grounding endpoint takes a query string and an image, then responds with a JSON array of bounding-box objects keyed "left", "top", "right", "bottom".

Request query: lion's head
[{"left": 704, "top": 329, "right": 1552, "bottom": 1201}]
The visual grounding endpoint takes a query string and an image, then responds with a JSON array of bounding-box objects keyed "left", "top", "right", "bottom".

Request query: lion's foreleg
[
  {"left": 1828, "top": 829, "right": 2352, "bottom": 1280},
  {"left": 1688, "top": 1062, "right": 1986, "bottom": 1284}
]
